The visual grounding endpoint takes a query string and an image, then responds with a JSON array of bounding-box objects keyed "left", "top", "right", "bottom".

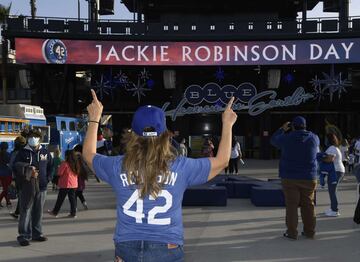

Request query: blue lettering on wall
[{"left": 162, "top": 82, "right": 315, "bottom": 121}]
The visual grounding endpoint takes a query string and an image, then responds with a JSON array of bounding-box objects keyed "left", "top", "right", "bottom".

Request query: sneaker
[
  {"left": 283, "top": 232, "right": 297, "bottom": 240},
  {"left": 67, "top": 214, "right": 77, "bottom": 218},
  {"left": 32, "top": 236, "right": 48, "bottom": 242},
  {"left": 10, "top": 212, "right": 19, "bottom": 219},
  {"left": 324, "top": 208, "right": 332, "bottom": 214},
  {"left": 325, "top": 209, "right": 340, "bottom": 217},
  {"left": 47, "top": 210, "right": 58, "bottom": 218},
  {"left": 82, "top": 202, "right": 88, "bottom": 210},
  {"left": 18, "top": 239, "right": 30, "bottom": 246}
]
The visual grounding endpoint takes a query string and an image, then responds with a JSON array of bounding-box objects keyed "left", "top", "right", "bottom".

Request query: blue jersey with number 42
[{"left": 93, "top": 154, "right": 211, "bottom": 245}]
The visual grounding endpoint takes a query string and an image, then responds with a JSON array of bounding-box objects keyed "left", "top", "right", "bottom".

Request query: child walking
[{"left": 48, "top": 150, "right": 80, "bottom": 218}]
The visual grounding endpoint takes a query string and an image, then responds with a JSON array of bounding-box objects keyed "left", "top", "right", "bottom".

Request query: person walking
[
  {"left": 51, "top": 148, "right": 62, "bottom": 191},
  {"left": 48, "top": 150, "right": 80, "bottom": 218},
  {"left": 82, "top": 90, "right": 237, "bottom": 261},
  {"left": 323, "top": 133, "right": 345, "bottom": 217},
  {"left": 14, "top": 129, "right": 53, "bottom": 246},
  {"left": 228, "top": 137, "right": 242, "bottom": 174},
  {"left": 271, "top": 116, "right": 319, "bottom": 240},
  {"left": 9, "top": 135, "right": 27, "bottom": 219},
  {"left": 0, "top": 142, "right": 12, "bottom": 208}
]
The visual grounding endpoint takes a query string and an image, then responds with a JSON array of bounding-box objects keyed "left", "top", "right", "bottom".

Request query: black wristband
[{"left": 88, "top": 120, "right": 99, "bottom": 124}]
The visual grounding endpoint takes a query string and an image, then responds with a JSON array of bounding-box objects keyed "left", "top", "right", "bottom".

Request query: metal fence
[{"left": 3, "top": 15, "right": 360, "bottom": 36}]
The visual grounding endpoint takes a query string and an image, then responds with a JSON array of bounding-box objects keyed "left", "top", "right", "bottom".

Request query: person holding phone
[
  {"left": 14, "top": 129, "right": 53, "bottom": 246},
  {"left": 82, "top": 90, "right": 237, "bottom": 261},
  {"left": 271, "top": 116, "right": 319, "bottom": 240}
]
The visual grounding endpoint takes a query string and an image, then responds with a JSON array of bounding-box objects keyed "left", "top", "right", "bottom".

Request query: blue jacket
[
  {"left": 316, "top": 152, "right": 337, "bottom": 184},
  {"left": 271, "top": 129, "right": 319, "bottom": 180},
  {"left": 14, "top": 145, "right": 53, "bottom": 191}
]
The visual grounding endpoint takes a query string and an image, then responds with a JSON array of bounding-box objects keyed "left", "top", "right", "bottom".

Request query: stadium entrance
[{"left": 2, "top": 0, "right": 360, "bottom": 158}]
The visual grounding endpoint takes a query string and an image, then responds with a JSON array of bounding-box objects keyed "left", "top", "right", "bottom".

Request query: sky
[
  {"left": 1, "top": 0, "right": 360, "bottom": 19},
  {"left": 2, "top": 0, "right": 133, "bottom": 19}
]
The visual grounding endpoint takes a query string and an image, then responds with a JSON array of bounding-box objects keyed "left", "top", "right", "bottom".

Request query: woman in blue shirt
[{"left": 82, "top": 90, "right": 237, "bottom": 262}]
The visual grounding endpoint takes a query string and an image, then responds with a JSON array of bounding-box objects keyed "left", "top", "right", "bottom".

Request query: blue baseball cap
[
  {"left": 292, "top": 116, "right": 306, "bottom": 128},
  {"left": 131, "top": 105, "right": 167, "bottom": 137}
]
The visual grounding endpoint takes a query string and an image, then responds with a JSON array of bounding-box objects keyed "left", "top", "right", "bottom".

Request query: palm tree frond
[{"left": 0, "top": 3, "right": 11, "bottom": 23}]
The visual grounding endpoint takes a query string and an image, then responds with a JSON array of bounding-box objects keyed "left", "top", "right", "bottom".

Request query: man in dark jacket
[
  {"left": 14, "top": 129, "right": 53, "bottom": 246},
  {"left": 271, "top": 116, "right": 319, "bottom": 240}
]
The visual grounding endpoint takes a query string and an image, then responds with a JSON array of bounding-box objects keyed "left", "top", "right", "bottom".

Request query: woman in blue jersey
[{"left": 83, "top": 90, "right": 237, "bottom": 262}]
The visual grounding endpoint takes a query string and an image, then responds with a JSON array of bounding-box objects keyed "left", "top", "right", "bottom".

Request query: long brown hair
[
  {"left": 327, "top": 133, "right": 340, "bottom": 147},
  {"left": 121, "top": 130, "right": 176, "bottom": 199},
  {"left": 65, "top": 150, "right": 81, "bottom": 175}
]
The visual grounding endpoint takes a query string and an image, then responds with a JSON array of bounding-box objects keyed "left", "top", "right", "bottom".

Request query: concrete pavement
[{"left": 0, "top": 159, "right": 359, "bottom": 262}]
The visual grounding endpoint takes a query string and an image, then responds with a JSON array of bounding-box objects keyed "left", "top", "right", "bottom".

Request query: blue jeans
[
  {"left": 328, "top": 172, "right": 344, "bottom": 212},
  {"left": 115, "top": 241, "right": 184, "bottom": 262},
  {"left": 18, "top": 190, "right": 47, "bottom": 241},
  {"left": 319, "top": 173, "right": 326, "bottom": 187}
]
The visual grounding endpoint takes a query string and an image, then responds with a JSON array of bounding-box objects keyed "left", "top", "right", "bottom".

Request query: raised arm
[
  {"left": 208, "top": 97, "right": 237, "bottom": 180},
  {"left": 270, "top": 122, "right": 290, "bottom": 149},
  {"left": 83, "top": 90, "right": 103, "bottom": 171}
]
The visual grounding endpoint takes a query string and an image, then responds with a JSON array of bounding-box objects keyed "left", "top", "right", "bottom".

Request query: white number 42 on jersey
[{"left": 123, "top": 189, "right": 172, "bottom": 225}]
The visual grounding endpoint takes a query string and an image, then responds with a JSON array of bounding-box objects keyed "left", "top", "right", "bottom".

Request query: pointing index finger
[
  {"left": 91, "top": 89, "right": 99, "bottom": 103},
  {"left": 225, "top": 97, "right": 235, "bottom": 110}
]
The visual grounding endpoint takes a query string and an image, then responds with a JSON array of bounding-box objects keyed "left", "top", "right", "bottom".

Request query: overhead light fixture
[{"left": 76, "top": 71, "right": 87, "bottom": 78}]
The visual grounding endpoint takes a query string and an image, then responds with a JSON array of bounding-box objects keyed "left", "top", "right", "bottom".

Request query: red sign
[{"left": 15, "top": 37, "right": 359, "bottom": 65}]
